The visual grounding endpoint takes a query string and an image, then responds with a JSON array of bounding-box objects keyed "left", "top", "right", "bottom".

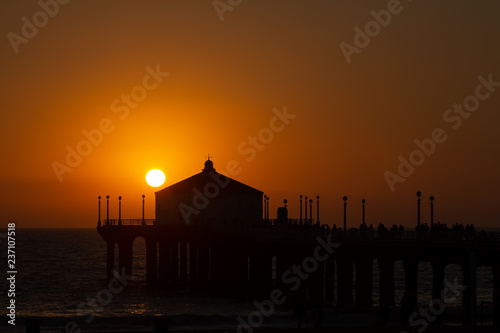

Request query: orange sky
[{"left": 1, "top": 0, "right": 499, "bottom": 228}]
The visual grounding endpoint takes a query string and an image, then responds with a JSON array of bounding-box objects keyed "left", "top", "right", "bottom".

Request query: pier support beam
[
  {"left": 431, "top": 260, "right": 445, "bottom": 301},
  {"left": 170, "top": 242, "right": 179, "bottom": 285},
  {"left": 355, "top": 256, "right": 373, "bottom": 307},
  {"left": 276, "top": 247, "right": 301, "bottom": 298},
  {"left": 248, "top": 246, "right": 272, "bottom": 298},
  {"left": 493, "top": 261, "right": 500, "bottom": 328},
  {"left": 276, "top": 251, "right": 291, "bottom": 291},
  {"left": 189, "top": 242, "right": 198, "bottom": 289},
  {"left": 118, "top": 238, "right": 133, "bottom": 277},
  {"left": 379, "top": 258, "right": 395, "bottom": 307},
  {"left": 324, "top": 256, "right": 336, "bottom": 305},
  {"left": 106, "top": 240, "right": 115, "bottom": 281},
  {"left": 248, "top": 250, "right": 259, "bottom": 297},
  {"left": 198, "top": 244, "right": 209, "bottom": 290},
  {"left": 461, "top": 251, "right": 477, "bottom": 328},
  {"left": 431, "top": 260, "right": 445, "bottom": 323},
  {"left": 158, "top": 240, "right": 169, "bottom": 283},
  {"left": 301, "top": 240, "right": 329, "bottom": 304},
  {"left": 231, "top": 244, "right": 250, "bottom": 293},
  {"left": 336, "top": 254, "right": 354, "bottom": 307},
  {"left": 309, "top": 251, "right": 325, "bottom": 308},
  {"left": 379, "top": 258, "right": 395, "bottom": 325},
  {"left": 257, "top": 250, "right": 273, "bottom": 296},
  {"left": 179, "top": 241, "right": 188, "bottom": 285},
  {"left": 146, "top": 238, "right": 157, "bottom": 285},
  {"left": 210, "top": 243, "right": 234, "bottom": 292},
  {"left": 401, "top": 259, "right": 419, "bottom": 324}
]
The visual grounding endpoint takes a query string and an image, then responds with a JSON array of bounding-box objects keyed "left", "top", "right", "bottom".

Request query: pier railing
[
  {"left": 103, "top": 219, "right": 155, "bottom": 226},
  {"left": 333, "top": 229, "right": 500, "bottom": 243},
  {"left": 331, "top": 228, "right": 489, "bottom": 239},
  {"left": 98, "top": 220, "right": 500, "bottom": 243}
]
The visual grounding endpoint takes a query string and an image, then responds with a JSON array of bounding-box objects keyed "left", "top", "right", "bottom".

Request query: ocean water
[{"left": 0, "top": 229, "right": 495, "bottom": 331}]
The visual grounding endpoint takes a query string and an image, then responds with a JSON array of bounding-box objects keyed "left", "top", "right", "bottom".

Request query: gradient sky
[{"left": 1, "top": 0, "right": 499, "bottom": 228}]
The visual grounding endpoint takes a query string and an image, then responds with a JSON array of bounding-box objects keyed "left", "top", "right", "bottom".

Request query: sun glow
[{"left": 146, "top": 169, "right": 165, "bottom": 187}]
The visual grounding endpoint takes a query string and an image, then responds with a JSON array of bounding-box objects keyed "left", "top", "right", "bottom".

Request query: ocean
[{"left": 0, "top": 228, "right": 495, "bottom": 332}]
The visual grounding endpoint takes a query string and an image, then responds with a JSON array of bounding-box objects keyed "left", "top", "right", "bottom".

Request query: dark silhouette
[
  {"left": 313, "top": 299, "right": 324, "bottom": 328},
  {"left": 96, "top": 163, "right": 500, "bottom": 329},
  {"left": 293, "top": 286, "right": 307, "bottom": 328}
]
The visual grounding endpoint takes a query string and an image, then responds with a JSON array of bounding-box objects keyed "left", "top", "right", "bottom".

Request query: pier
[
  {"left": 97, "top": 212, "right": 500, "bottom": 329},
  {"left": 96, "top": 160, "right": 500, "bottom": 329}
]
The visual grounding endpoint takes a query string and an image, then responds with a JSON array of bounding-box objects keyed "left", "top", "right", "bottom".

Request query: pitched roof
[{"left": 155, "top": 159, "right": 262, "bottom": 195}]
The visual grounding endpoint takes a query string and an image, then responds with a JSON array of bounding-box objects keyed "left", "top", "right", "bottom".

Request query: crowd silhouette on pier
[
  {"left": 256, "top": 218, "right": 484, "bottom": 241},
  {"left": 249, "top": 193, "right": 497, "bottom": 242}
]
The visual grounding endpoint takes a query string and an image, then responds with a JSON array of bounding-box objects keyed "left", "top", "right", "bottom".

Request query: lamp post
[
  {"left": 343, "top": 196, "right": 348, "bottom": 231},
  {"left": 305, "top": 196, "right": 308, "bottom": 224},
  {"left": 142, "top": 194, "right": 145, "bottom": 225},
  {"left": 266, "top": 196, "right": 270, "bottom": 221},
  {"left": 362, "top": 198, "right": 366, "bottom": 226},
  {"left": 118, "top": 196, "right": 122, "bottom": 226},
  {"left": 316, "top": 196, "right": 320, "bottom": 224},
  {"left": 430, "top": 195, "right": 434, "bottom": 227},
  {"left": 264, "top": 195, "right": 268, "bottom": 221},
  {"left": 98, "top": 196, "right": 101, "bottom": 227},
  {"left": 417, "top": 191, "right": 421, "bottom": 227},
  {"left": 309, "top": 199, "right": 312, "bottom": 224},
  {"left": 299, "top": 195, "right": 303, "bottom": 223},
  {"left": 106, "top": 195, "right": 109, "bottom": 226}
]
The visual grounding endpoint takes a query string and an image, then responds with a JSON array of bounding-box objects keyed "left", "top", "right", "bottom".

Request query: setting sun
[{"left": 146, "top": 169, "right": 165, "bottom": 187}]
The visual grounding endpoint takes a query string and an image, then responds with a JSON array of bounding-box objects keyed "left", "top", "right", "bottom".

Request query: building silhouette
[{"left": 155, "top": 158, "right": 262, "bottom": 227}]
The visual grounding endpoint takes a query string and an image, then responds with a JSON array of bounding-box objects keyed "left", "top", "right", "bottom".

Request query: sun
[{"left": 146, "top": 169, "right": 165, "bottom": 187}]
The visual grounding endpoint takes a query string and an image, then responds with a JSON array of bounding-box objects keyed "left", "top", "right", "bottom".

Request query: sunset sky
[{"left": 1, "top": 0, "right": 499, "bottom": 228}]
